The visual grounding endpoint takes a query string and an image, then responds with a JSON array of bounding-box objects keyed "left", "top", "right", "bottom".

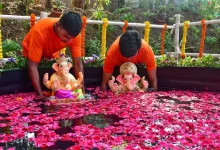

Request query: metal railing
[{"left": 0, "top": 12, "right": 220, "bottom": 58}]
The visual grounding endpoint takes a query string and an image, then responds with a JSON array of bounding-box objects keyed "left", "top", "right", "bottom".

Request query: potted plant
[
  {"left": 50, "top": 0, "right": 66, "bottom": 18},
  {"left": 2, "top": 39, "right": 22, "bottom": 58},
  {"left": 153, "top": 3, "right": 168, "bottom": 24}
]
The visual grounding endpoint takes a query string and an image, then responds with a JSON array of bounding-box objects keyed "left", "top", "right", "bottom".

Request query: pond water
[{"left": 0, "top": 87, "right": 219, "bottom": 149}]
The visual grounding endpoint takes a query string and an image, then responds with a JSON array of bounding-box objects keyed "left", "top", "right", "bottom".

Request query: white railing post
[
  {"left": 174, "top": 14, "right": 181, "bottom": 55},
  {"left": 40, "top": 11, "right": 48, "bottom": 19}
]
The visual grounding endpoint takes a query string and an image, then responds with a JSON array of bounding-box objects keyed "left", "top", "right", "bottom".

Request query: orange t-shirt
[
  {"left": 103, "top": 37, "right": 156, "bottom": 73},
  {"left": 22, "top": 18, "right": 81, "bottom": 62}
]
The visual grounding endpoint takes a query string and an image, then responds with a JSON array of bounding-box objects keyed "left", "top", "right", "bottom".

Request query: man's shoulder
[
  {"left": 108, "top": 37, "right": 120, "bottom": 53},
  {"left": 140, "top": 39, "right": 152, "bottom": 52}
]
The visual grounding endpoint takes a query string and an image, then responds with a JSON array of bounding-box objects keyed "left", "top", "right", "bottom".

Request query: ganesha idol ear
[
  {"left": 52, "top": 63, "right": 59, "bottom": 72},
  {"left": 131, "top": 74, "right": 140, "bottom": 84},
  {"left": 68, "top": 62, "right": 72, "bottom": 69},
  {"left": 116, "top": 75, "right": 125, "bottom": 84}
]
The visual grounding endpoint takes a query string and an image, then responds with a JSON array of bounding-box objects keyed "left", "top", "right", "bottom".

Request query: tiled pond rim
[{"left": 0, "top": 87, "right": 219, "bottom": 149}]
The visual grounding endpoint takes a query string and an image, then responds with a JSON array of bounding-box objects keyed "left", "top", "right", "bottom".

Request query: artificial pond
[{"left": 0, "top": 87, "right": 219, "bottom": 149}]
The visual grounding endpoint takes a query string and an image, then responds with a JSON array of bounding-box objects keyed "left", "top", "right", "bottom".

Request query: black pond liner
[
  {"left": 1, "top": 67, "right": 220, "bottom": 94},
  {"left": 155, "top": 95, "right": 201, "bottom": 111}
]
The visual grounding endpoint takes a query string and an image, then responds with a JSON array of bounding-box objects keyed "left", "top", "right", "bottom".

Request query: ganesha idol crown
[{"left": 120, "top": 62, "right": 137, "bottom": 75}]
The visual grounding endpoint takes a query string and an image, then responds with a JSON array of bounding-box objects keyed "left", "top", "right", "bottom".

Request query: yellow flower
[
  {"left": 144, "top": 21, "right": 150, "bottom": 43},
  {"left": 101, "top": 18, "right": 108, "bottom": 58},
  {"left": 0, "top": 14, "right": 2, "bottom": 59},
  {"left": 60, "top": 48, "right": 66, "bottom": 55},
  {"left": 16, "top": 97, "right": 22, "bottom": 100},
  {"left": 181, "top": 21, "right": 190, "bottom": 58}
]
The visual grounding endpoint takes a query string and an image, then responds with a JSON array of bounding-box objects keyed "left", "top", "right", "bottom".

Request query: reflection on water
[
  {"left": 56, "top": 114, "right": 121, "bottom": 136},
  {"left": 45, "top": 140, "right": 76, "bottom": 150},
  {"left": 156, "top": 95, "right": 201, "bottom": 108},
  {"left": 0, "top": 137, "right": 36, "bottom": 150},
  {"left": 0, "top": 126, "right": 10, "bottom": 134}
]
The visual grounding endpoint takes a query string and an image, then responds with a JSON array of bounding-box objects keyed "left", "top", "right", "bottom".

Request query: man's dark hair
[
  {"left": 59, "top": 12, "right": 82, "bottom": 37},
  {"left": 119, "top": 30, "right": 142, "bottom": 58}
]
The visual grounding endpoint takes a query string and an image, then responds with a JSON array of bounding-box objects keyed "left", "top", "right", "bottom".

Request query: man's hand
[
  {"left": 147, "top": 69, "right": 158, "bottom": 90},
  {"left": 28, "top": 59, "right": 43, "bottom": 97},
  {"left": 101, "top": 84, "right": 107, "bottom": 91},
  {"left": 42, "top": 91, "right": 52, "bottom": 97},
  {"left": 101, "top": 71, "right": 113, "bottom": 91}
]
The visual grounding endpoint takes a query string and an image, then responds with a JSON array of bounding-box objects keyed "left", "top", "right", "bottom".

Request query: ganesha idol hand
[
  {"left": 69, "top": 72, "right": 83, "bottom": 90},
  {"left": 43, "top": 73, "right": 49, "bottom": 86},
  {"left": 53, "top": 79, "right": 61, "bottom": 91},
  {"left": 108, "top": 76, "right": 119, "bottom": 93}
]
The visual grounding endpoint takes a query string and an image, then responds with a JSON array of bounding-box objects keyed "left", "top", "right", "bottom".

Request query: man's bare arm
[
  {"left": 72, "top": 57, "right": 85, "bottom": 93},
  {"left": 28, "top": 59, "right": 43, "bottom": 96},
  {"left": 147, "top": 69, "right": 158, "bottom": 91},
  {"left": 101, "top": 71, "right": 113, "bottom": 91}
]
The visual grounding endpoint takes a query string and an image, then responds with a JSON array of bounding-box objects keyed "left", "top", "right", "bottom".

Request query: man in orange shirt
[
  {"left": 22, "top": 11, "right": 84, "bottom": 97},
  {"left": 101, "top": 30, "right": 157, "bottom": 91}
]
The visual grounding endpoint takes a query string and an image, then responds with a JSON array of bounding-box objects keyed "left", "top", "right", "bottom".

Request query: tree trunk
[{"left": 45, "top": 0, "right": 53, "bottom": 10}]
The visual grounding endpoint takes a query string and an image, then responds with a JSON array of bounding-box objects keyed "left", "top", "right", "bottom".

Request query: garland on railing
[
  {"left": 181, "top": 20, "right": 190, "bottom": 58},
  {"left": 144, "top": 21, "right": 150, "bottom": 43},
  {"left": 161, "top": 24, "right": 167, "bottom": 55},
  {"left": 81, "top": 16, "right": 87, "bottom": 57},
  {"left": 122, "top": 20, "right": 128, "bottom": 33},
  {"left": 199, "top": 19, "right": 207, "bottom": 58},
  {"left": 30, "top": 13, "right": 36, "bottom": 29},
  {"left": 0, "top": 12, "right": 2, "bottom": 59},
  {"left": 101, "top": 18, "right": 108, "bottom": 58}
]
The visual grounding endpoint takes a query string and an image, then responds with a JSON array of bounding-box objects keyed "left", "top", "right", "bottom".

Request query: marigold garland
[
  {"left": 181, "top": 20, "right": 190, "bottom": 58},
  {"left": 81, "top": 16, "right": 87, "bottom": 57},
  {"left": 144, "top": 21, "right": 150, "bottom": 43},
  {"left": 59, "top": 48, "right": 66, "bottom": 55},
  {"left": 0, "top": 13, "right": 2, "bottom": 59},
  {"left": 30, "top": 13, "right": 36, "bottom": 29},
  {"left": 101, "top": 18, "right": 108, "bottom": 58},
  {"left": 199, "top": 19, "right": 207, "bottom": 58},
  {"left": 161, "top": 24, "right": 167, "bottom": 55},
  {"left": 122, "top": 20, "right": 128, "bottom": 33}
]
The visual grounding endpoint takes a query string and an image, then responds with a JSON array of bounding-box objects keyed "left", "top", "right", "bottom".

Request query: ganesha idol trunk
[{"left": 125, "top": 80, "right": 134, "bottom": 91}]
